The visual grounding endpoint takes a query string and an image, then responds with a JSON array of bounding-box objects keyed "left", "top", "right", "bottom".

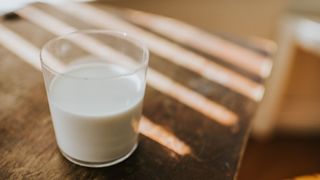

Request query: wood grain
[{"left": 0, "top": 2, "right": 270, "bottom": 180}]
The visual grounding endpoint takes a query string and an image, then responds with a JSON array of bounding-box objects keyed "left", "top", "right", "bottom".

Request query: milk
[{"left": 47, "top": 63, "right": 145, "bottom": 164}]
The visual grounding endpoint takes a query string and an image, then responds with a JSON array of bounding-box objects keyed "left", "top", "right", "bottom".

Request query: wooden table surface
[{"left": 0, "top": 2, "right": 272, "bottom": 180}]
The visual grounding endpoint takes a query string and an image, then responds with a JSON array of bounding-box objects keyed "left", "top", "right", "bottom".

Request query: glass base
[{"left": 60, "top": 143, "right": 138, "bottom": 168}]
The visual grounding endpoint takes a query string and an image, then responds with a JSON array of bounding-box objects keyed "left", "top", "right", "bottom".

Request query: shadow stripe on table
[
  {"left": 16, "top": 6, "right": 238, "bottom": 127},
  {"left": 0, "top": 24, "right": 192, "bottom": 156},
  {"left": 109, "top": 8, "right": 273, "bottom": 79},
  {"left": 52, "top": 3, "right": 264, "bottom": 102}
]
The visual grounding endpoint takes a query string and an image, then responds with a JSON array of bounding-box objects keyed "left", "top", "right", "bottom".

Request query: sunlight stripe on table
[
  {"left": 53, "top": 3, "right": 264, "bottom": 102},
  {"left": 117, "top": 9, "right": 273, "bottom": 78},
  {"left": 140, "top": 117, "right": 191, "bottom": 156},
  {"left": 147, "top": 69, "right": 238, "bottom": 126},
  {"left": 0, "top": 24, "right": 64, "bottom": 71},
  {"left": 0, "top": 25, "right": 192, "bottom": 156},
  {"left": 0, "top": 24, "right": 41, "bottom": 69},
  {"left": 16, "top": 6, "right": 238, "bottom": 126},
  {"left": 245, "top": 36, "right": 277, "bottom": 54}
]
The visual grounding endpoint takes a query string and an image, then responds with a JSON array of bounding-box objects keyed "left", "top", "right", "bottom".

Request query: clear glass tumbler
[{"left": 40, "top": 30, "right": 149, "bottom": 167}]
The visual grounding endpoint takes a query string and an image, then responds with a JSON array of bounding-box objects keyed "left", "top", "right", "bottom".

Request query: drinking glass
[{"left": 40, "top": 30, "right": 149, "bottom": 167}]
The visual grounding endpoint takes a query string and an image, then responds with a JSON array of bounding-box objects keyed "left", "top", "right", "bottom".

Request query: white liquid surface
[{"left": 48, "top": 63, "right": 144, "bottom": 163}]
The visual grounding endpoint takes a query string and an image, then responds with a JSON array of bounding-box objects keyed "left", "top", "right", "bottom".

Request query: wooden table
[{"left": 0, "top": 2, "right": 272, "bottom": 179}]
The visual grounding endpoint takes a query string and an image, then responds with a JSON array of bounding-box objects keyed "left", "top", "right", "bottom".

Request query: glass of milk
[{"left": 40, "top": 30, "right": 149, "bottom": 167}]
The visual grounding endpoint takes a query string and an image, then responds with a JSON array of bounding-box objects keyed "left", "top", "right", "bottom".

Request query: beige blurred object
[
  {"left": 252, "top": 5, "right": 320, "bottom": 137},
  {"left": 276, "top": 18, "right": 320, "bottom": 135}
]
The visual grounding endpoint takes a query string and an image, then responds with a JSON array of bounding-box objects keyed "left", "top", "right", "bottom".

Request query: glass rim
[{"left": 40, "top": 29, "right": 149, "bottom": 79}]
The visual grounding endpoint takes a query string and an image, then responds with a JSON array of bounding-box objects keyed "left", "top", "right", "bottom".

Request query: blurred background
[{"left": 1, "top": 0, "right": 320, "bottom": 179}]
